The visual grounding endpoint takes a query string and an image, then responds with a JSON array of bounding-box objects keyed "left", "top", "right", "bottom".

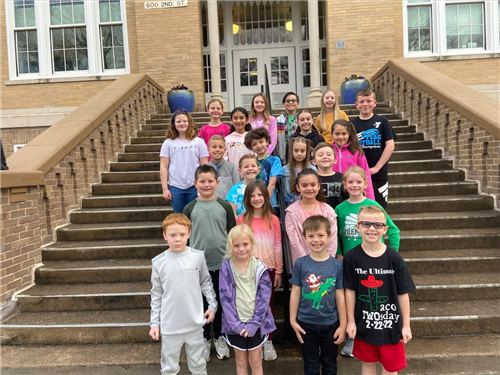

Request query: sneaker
[
  {"left": 202, "top": 338, "right": 211, "bottom": 362},
  {"left": 341, "top": 337, "right": 354, "bottom": 357},
  {"left": 263, "top": 340, "right": 277, "bottom": 361},
  {"left": 214, "top": 336, "right": 230, "bottom": 359}
]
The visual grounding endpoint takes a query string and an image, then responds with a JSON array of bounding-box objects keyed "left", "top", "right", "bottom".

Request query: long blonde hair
[
  {"left": 249, "top": 93, "right": 271, "bottom": 126},
  {"left": 318, "top": 89, "right": 342, "bottom": 134},
  {"left": 287, "top": 137, "right": 312, "bottom": 190},
  {"left": 225, "top": 225, "right": 256, "bottom": 259}
]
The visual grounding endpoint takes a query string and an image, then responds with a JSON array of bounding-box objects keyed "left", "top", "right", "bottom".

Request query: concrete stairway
[{"left": 1, "top": 103, "right": 499, "bottom": 370}]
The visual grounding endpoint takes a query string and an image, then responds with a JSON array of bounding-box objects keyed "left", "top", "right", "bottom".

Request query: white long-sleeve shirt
[{"left": 150, "top": 247, "right": 217, "bottom": 335}]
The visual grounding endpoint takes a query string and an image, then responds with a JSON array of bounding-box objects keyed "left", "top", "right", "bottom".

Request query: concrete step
[
  {"left": 394, "top": 140, "right": 432, "bottom": 151},
  {"left": 109, "top": 161, "right": 159, "bottom": 172},
  {"left": 389, "top": 158, "right": 453, "bottom": 172},
  {"left": 395, "top": 132, "right": 425, "bottom": 141},
  {"left": 70, "top": 206, "right": 172, "bottom": 224},
  {"left": 1, "top": 335, "right": 498, "bottom": 374},
  {"left": 388, "top": 170, "right": 465, "bottom": 184},
  {"left": 391, "top": 124, "right": 416, "bottom": 134},
  {"left": 124, "top": 143, "right": 162, "bottom": 153},
  {"left": 390, "top": 149, "right": 442, "bottom": 161},
  {"left": 92, "top": 181, "right": 162, "bottom": 195},
  {"left": 101, "top": 171, "right": 160, "bottom": 184},
  {"left": 411, "top": 272, "right": 500, "bottom": 302},
  {"left": 117, "top": 152, "right": 160, "bottom": 162},
  {"left": 35, "top": 258, "right": 152, "bottom": 284},
  {"left": 400, "top": 228, "right": 500, "bottom": 250},
  {"left": 391, "top": 210, "right": 500, "bottom": 231},
  {"left": 55, "top": 221, "right": 163, "bottom": 241},
  {"left": 82, "top": 194, "right": 165, "bottom": 208},
  {"left": 131, "top": 136, "right": 165, "bottom": 144},
  {"left": 386, "top": 194, "right": 495, "bottom": 214},
  {"left": 390, "top": 181, "right": 478, "bottom": 198},
  {"left": 42, "top": 239, "right": 165, "bottom": 260}
]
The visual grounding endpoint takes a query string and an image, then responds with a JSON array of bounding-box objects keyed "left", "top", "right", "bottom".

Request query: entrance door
[{"left": 233, "top": 47, "right": 296, "bottom": 109}]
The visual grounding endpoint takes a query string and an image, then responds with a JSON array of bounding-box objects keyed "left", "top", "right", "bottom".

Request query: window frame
[
  {"left": 5, "top": 0, "right": 130, "bottom": 81},
  {"left": 403, "top": 0, "right": 500, "bottom": 57}
]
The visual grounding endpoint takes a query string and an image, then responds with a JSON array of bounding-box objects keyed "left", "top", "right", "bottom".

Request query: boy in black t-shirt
[
  {"left": 351, "top": 88, "right": 396, "bottom": 209},
  {"left": 344, "top": 206, "right": 415, "bottom": 374},
  {"left": 313, "top": 142, "right": 347, "bottom": 210}
]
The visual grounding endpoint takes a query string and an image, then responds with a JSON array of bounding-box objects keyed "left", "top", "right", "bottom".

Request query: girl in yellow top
[{"left": 314, "top": 89, "right": 349, "bottom": 144}]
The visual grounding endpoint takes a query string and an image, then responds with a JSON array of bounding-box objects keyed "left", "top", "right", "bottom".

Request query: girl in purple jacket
[
  {"left": 331, "top": 119, "right": 375, "bottom": 201},
  {"left": 220, "top": 224, "right": 276, "bottom": 374}
]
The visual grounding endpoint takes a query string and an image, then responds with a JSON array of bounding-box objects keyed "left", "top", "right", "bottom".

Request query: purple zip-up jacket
[{"left": 219, "top": 257, "right": 276, "bottom": 337}]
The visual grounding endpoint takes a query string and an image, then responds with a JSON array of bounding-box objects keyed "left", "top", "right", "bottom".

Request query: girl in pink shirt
[
  {"left": 249, "top": 93, "right": 277, "bottom": 155},
  {"left": 331, "top": 119, "right": 375, "bottom": 200},
  {"left": 198, "top": 99, "right": 231, "bottom": 146},
  {"left": 285, "top": 169, "right": 337, "bottom": 266},
  {"left": 237, "top": 180, "right": 282, "bottom": 360}
]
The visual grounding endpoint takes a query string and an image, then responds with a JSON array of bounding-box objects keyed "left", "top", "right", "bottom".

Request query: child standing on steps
[
  {"left": 225, "top": 107, "right": 253, "bottom": 168},
  {"left": 160, "top": 109, "right": 209, "bottom": 213},
  {"left": 207, "top": 135, "right": 240, "bottom": 201},
  {"left": 226, "top": 154, "right": 261, "bottom": 218},
  {"left": 290, "top": 215, "right": 346, "bottom": 375},
  {"left": 344, "top": 205, "right": 415, "bottom": 375},
  {"left": 335, "top": 166, "right": 400, "bottom": 358},
  {"left": 276, "top": 91, "right": 300, "bottom": 164},
  {"left": 220, "top": 225, "right": 276, "bottom": 375},
  {"left": 331, "top": 119, "right": 375, "bottom": 201},
  {"left": 249, "top": 93, "right": 278, "bottom": 155},
  {"left": 351, "top": 88, "right": 397, "bottom": 209},
  {"left": 286, "top": 110, "right": 325, "bottom": 162},
  {"left": 199, "top": 99, "right": 231, "bottom": 147},
  {"left": 237, "top": 180, "right": 283, "bottom": 361},
  {"left": 150, "top": 213, "right": 217, "bottom": 375},
  {"left": 282, "top": 137, "right": 317, "bottom": 206},
  {"left": 183, "top": 164, "right": 236, "bottom": 363},
  {"left": 314, "top": 89, "right": 349, "bottom": 144},
  {"left": 285, "top": 168, "right": 337, "bottom": 266}
]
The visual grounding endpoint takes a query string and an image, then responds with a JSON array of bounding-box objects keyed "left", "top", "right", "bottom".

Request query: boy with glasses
[
  {"left": 277, "top": 92, "right": 300, "bottom": 164},
  {"left": 343, "top": 205, "right": 415, "bottom": 375}
]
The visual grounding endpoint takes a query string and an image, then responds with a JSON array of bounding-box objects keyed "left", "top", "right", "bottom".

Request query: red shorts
[{"left": 353, "top": 339, "right": 407, "bottom": 373}]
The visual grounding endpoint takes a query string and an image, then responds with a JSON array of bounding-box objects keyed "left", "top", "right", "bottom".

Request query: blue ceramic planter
[
  {"left": 167, "top": 89, "right": 195, "bottom": 113},
  {"left": 340, "top": 79, "right": 370, "bottom": 104}
]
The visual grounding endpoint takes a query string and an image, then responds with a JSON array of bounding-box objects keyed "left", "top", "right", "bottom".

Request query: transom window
[
  {"left": 6, "top": 0, "right": 129, "bottom": 80},
  {"left": 404, "top": 0, "right": 500, "bottom": 56}
]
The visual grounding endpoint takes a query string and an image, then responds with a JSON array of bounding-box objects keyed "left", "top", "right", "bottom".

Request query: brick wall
[
  {"left": 372, "top": 61, "right": 500, "bottom": 203},
  {"left": 422, "top": 58, "right": 500, "bottom": 86},
  {"left": 2, "top": 128, "right": 48, "bottom": 159},
  {"left": 0, "top": 76, "right": 164, "bottom": 303},
  {"left": 0, "top": 1, "right": 205, "bottom": 111},
  {"left": 325, "top": 1, "right": 404, "bottom": 101}
]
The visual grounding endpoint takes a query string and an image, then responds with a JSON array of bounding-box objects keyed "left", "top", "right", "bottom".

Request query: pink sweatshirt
[
  {"left": 285, "top": 201, "right": 337, "bottom": 266},
  {"left": 249, "top": 116, "right": 277, "bottom": 155},
  {"left": 332, "top": 144, "right": 375, "bottom": 201},
  {"left": 237, "top": 215, "right": 283, "bottom": 274},
  {"left": 199, "top": 123, "right": 231, "bottom": 146}
]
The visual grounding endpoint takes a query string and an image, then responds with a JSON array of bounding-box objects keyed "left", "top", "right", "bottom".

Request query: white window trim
[
  {"left": 5, "top": 0, "right": 130, "bottom": 82},
  {"left": 403, "top": 0, "right": 500, "bottom": 58}
]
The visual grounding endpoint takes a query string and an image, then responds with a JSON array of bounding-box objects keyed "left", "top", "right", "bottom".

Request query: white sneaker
[
  {"left": 202, "top": 338, "right": 211, "bottom": 362},
  {"left": 263, "top": 340, "right": 277, "bottom": 361},
  {"left": 214, "top": 336, "right": 230, "bottom": 359},
  {"left": 341, "top": 337, "right": 354, "bottom": 357}
]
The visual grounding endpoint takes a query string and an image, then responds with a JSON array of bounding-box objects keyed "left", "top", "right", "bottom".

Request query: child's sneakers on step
[
  {"left": 214, "top": 336, "right": 230, "bottom": 360},
  {"left": 341, "top": 337, "right": 354, "bottom": 357},
  {"left": 263, "top": 340, "right": 277, "bottom": 361},
  {"left": 202, "top": 338, "right": 211, "bottom": 362}
]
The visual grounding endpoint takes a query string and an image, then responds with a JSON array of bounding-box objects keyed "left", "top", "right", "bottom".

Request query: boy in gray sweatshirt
[
  {"left": 149, "top": 213, "right": 217, "bottom": 375},
  {"left": 207, "top": 135, "right": 240, "bottom": 200}
]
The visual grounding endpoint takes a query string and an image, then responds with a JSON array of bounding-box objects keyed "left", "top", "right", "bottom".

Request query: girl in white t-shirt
[
  {"left": 225, "top": 107, "right": 253, "bottom": 169},
  {"left": 160, "top": 110, "right": 209, "bottom": 213}
]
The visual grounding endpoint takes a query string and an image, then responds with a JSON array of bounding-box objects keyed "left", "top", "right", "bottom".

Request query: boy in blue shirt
[
  {"left": 244, "top": 128, "right": 283, "bottom": 209},
  {"left": 290, "top": 215, "right": 346, "bottom": 375}
]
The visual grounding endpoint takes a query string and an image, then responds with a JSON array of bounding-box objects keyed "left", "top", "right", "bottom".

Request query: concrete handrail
[
  {"left": 372, "top": 58, "right": 500, "bottom": 139},
  {"left": 1, "top": 74, "right": 164, "bottom": 189}
]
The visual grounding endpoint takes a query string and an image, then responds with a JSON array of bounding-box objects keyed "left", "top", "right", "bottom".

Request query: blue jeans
[
  {"left": 169, "top": 185, "right": 198, "bottom": 213},
  {"left": 298, "top": 320, "right": 339, "bottom": 375}
]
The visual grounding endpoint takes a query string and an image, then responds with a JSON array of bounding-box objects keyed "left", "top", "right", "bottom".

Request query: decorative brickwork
[
  {"left": 372, "top": 59, "right": 500, "bottom": 204},
  {"left": 0, "top": 75, "right": 165, "bottom": 303}
]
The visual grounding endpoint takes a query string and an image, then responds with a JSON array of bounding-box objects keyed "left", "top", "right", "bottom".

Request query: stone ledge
[
  {"left": 1, "top": 170, "right": 45, "bottom": 189},
  {"left": 372, "top": 58, "right": 500, "bottom": 139}
]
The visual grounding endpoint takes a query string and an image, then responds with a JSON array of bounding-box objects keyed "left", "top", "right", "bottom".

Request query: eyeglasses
[
  {"left": 285, "top": 99, "right": 297, "bottom": 104},
  {"left": 358, "top": 221, "right": 386, "bottom": 230}
]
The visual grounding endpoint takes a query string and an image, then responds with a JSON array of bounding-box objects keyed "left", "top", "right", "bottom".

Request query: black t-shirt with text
[
  {"left": 318, "top": 173, "right": 347, "bottom": 210},
  {"left": 343, "top": 244, "right": 415, "bottom": 346},
  {"left": 351, "top": 115, "right": 397, "bottom": 181}
]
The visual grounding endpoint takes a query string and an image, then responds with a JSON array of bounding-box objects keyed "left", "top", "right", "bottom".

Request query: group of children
[{"left": 152, "top": 88, "right": 414, "bottom": 375}]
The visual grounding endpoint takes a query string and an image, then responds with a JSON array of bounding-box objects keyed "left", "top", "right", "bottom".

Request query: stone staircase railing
[
  {"left": 0, "top": 74, "right": 165, "bottom": 304},
  {"left": 371, "top": 58, "right": 500, "bottom": 205}
]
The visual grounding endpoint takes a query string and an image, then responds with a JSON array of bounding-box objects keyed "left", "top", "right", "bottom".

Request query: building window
[
  {"left": 300, "top": 1, "right": 326, "bottom": 42},
  {"left": 6, "top": 0, "right": 128, "bottom": 80},
  {"left": 203, "top": 53, "right": 227, "bottom": 93},
  {"left": 14, "top": 0, "right": 39, "bottom": 75},
  {"left": 446, "top": 3, "right": 484, "bottom": 50},
  {"left": 302, "top": 47, "right": 327, "bottom": 88},
  {"left": 201, "top": 2, "right": 225, "bottom": 48},
  {"left": 232, "top": 1, "right": 293, "bottom": 46},
  {"left": 404, "top": 1, "right": 499, "bottom": 56}
]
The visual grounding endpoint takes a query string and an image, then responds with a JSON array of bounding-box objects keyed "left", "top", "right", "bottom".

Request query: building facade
[{"left": 1, "top": 0, "right": 499, "bottom": 156}]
